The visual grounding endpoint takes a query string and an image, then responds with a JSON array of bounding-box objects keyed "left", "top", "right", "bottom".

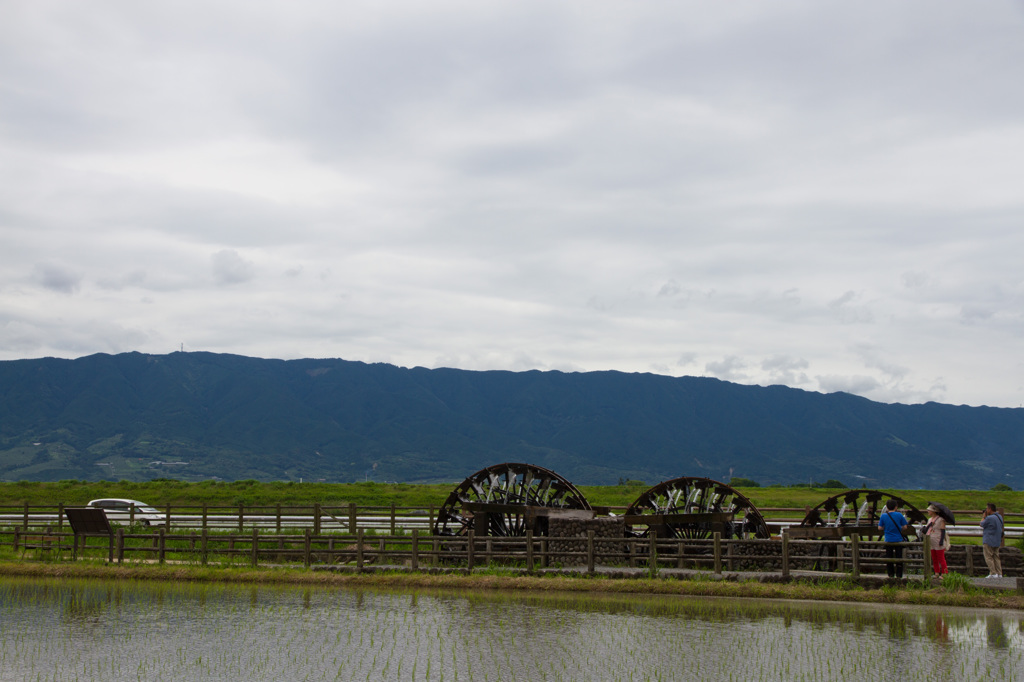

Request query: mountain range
[{"left": 1, "top": 351, "right": 1022, "bottom": 489}]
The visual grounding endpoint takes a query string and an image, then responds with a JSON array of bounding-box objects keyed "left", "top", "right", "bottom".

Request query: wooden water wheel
[{"left": 433, "top": 462, "right": 593, "bottom": 537}]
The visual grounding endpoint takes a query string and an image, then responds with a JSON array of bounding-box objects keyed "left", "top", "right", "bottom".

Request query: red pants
[{"left": 931, "top": 549, "right": 948, "bottom": 575}]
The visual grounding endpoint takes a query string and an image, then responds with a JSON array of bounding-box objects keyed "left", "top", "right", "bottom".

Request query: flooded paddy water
[{"left": 1, "top": 576, "right": 1022, "bottom": 681}]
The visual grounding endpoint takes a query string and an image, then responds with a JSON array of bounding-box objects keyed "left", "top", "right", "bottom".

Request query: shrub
[{"left": 817, "top": 479, "right": 847, "bottom": 489}]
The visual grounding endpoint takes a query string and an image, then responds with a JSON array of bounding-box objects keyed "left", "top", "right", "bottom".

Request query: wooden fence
[
  {"left": 0, "top": 525, "right": 945, "bottom": 578},
  {"left": 0, "top": 502, "right": 437, "bottom": 534},
  {"left": 0, "top": 502, "right": 1018, "bottom": 537}
]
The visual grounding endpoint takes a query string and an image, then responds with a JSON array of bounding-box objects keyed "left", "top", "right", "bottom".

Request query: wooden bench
[{"left": 64, "top": 507, "right": 114, "bottom": 561}]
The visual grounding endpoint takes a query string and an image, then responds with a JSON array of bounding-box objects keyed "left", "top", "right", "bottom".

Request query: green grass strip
[{"left": 1, "top": 560, "right": 1020, "bottom": 611}]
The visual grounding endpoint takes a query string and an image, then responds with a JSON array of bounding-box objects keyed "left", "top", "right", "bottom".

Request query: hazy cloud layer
[{"left": 1, "top": 1, "right": 1023, "bottom": 408}]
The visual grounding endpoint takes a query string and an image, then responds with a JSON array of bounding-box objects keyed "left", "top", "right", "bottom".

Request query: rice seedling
[
  {"left": 941, "top": 572, "right": 977, "bottom": 594},
  {"left": 1, "top": 575, "right": 1023, "bottom": 681}
]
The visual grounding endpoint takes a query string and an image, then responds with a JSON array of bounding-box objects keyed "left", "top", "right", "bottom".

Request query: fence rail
[
  {"left": 0, "top": 503, "right": 436, "bottom": 534},
  {"left": 0, "top": 524, "right": 980, "bottom": 580},
  {"left": 0, "top": 503, "right": 1016, "bottom": 542}
]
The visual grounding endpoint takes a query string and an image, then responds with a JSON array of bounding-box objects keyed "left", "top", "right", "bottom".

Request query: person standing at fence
[
  {"left": 925, "top": 504, "right": 949, "bottom": 577},
  {"left": 980, "top": 503, "right": 1004, "bottom": 578},
  {"left": 878, "top": 499, "right": 908, "bottom": 579}
]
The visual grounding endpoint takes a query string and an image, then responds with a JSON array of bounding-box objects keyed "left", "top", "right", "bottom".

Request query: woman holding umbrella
[{"left": 925, "top": 503, "right": 953, "bottom": 577}]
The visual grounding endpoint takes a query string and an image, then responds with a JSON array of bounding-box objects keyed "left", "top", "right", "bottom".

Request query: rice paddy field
[{"left": 2, "top": 576, "right": 1023, "bottom": 681}]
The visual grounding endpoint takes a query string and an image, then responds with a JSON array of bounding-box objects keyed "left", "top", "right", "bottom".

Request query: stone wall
[
  {"left": 545, "top": 527, "right": 1023, "bottom": 575},
  {"left": 542, "top": 522, "right": 1023, "bottom": 575},
  {"left": 548, "top": 517, "right": 626, "bottom": 566},
  {"left": 731, "top": 540, "right": 1022, "bottom": 576},
  {"left": 946, "top": 544, "right": 1021, "bottom": 577}
]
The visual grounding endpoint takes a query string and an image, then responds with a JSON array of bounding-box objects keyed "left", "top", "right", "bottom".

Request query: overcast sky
[{"left": 2, "top": 2, "right": 1023, "bottom": 408}]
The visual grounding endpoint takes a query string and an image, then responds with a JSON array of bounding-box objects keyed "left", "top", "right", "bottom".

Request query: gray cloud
[
  {"left": 817, "top": 374, "right": 882, "bottom": 397},
  {"left": 676, "top": 352, "right": 698, "bottom": 367},
  {"left": 705, "top": 356, "right": 749, "bottom": 383},
  {"left": 211, "top": 250, "right": 256, "bottom": 286},
  {"left": 960, "top": 304, "right": 995, "bottom": 324},
  {"left": 0, "top": 2, "right": 1022, "bottom": 407},
  {"left": 761, "top": 355, "right": 810, "bottom": 386},
  {"left": 32, "top": 263, "right": 82, "bottom": 294}
]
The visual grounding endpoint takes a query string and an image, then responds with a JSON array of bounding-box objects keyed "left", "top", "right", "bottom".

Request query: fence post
[
  {"left": 411, "top": 529, "right": 419, "bottom": 571},
  {"left": 467, "top": 530, "right": 476, "bottom": 571},
  {"left": 356, "top": 529, "right": 364, "bottom": 569},
  {"left": 587, "top": 530, "right": 596, "bottom": 574},
  {"left": 276, "top": 503, "right": 282, "bottom": 534},
  {"left": 965, "top": 545, "right": 975, "bottom": 576},
  {"left": 781, "top": 529, "right": 790, "bottom": 579},
  {"left": 314, "top": 503, "right": 321, "bottom": 536},
  {"left": 390, "top": 502, "right": 397, "bottom": 535},
  {"left": 164, "top": 504, "right": 171, "bottom": 530},
  {"left": 922, "top": 537, "right": 932, "bottom": 577},
  {"left": 58, "top": 502, "right": 64, "bottom": 531},
  {"left": 349, "top": 503, "right": 357, "bottom": 535},
  {"left": 713, "top": 532, "right": 722, "bottom": 575},
  {"left": 158, "top": 529, "right": 166, "bottom": 564},
  {"left": 202, "top": 503, "right": 208, "bottom": 531},
  {"left": 201, "top": 528, "right": 209, "bottom": 565},
  {"left": 116, "top": 528, "right": 124, "bottom": 564},
  {"left": 526, "top": 530, "right": 535, "bottom": 572},
  {"left": 850, "top": 533, "right": 861, "bottom": 579},
  {"left": 252, "top": 528, "right": 259, "bottom": 567},
  {"left": 23, "top": 502, "right": 29, "bottom": 530},
  {"left": 238, "top": 504, "right": 244, "bottom": 532},
  {"left": 303, "top": 528, "right": 312, "bottom": 568},
  {"left": 648, "top": 533, "right": 658, "bottom": 577},
  {"left": 13, "top": 527, "right": 20, "bottom": 552},
  {"left": 677, "top": 539, "right": 686, "bottom": 570},
  {"left": 429, "top": 504, "right": 435, "bottom": 533}
]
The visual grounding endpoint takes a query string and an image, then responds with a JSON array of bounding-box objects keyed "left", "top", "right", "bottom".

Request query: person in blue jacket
[
  {"left": 980, "top": 503, "right": 1004, "bottom": 578},
  {"left": 878, "top": 498, "right": 909, "bottom": 578}
]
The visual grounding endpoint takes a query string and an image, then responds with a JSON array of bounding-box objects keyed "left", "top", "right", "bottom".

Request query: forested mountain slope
[{"left": 1, "top": 352, "right": 1021, "bottom": 488}]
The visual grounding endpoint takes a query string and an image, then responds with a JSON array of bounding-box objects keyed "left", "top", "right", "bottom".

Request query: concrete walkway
[{"left": 316, "top": 562, "right": 1021, "bottom": 591}]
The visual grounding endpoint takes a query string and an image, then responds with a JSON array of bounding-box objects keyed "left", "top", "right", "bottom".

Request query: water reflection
[
  {"left": 886, "top": 611, "right": 909, "bottom": 640},
  {"left": 1, "top": 577, "right": 1022, "bottom": 681},
  {"left": 989, "top": 615, "right": 1009, "bottom": 649}
]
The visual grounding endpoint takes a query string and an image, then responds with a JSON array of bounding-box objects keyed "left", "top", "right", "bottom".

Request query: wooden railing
[
  {"left": 0, "top": 526, "right": 953, "bottom": 578},
  {"left": 0, "top": 503, "right": 438, "bottom": 534},
  {"left": 0, "top": 503, "right": 1017, "bottom": 542}
]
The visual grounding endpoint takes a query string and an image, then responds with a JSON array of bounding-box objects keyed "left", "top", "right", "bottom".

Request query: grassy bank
[
  {"left": 0, "top": 480, "right": 455, "bottom": 508},
  {"left": 1, "top": 560, "right": 1020, "bottom": 611},
  {"left": 1, "top": 480, "right": 1021, "bottom": 513}
]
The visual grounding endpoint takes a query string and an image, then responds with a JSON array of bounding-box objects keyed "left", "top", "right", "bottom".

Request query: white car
[{"left": 86, "top": 499, "right": 166, "bottom": 526}]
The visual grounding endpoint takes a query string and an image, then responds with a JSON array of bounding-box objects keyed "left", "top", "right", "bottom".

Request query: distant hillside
[{"left": 1, "top": 352, "right": 1022, "bottom": 489}]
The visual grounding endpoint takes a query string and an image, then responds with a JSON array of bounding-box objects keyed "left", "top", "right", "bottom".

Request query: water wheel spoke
[
  {"left": 797, "top": 489, "right": 929, "bottom": 566},
  {"left": 434, "top": 463, "right": 591, "bottom": 541},
  {"left": 626, "top": 476, "right": 770, "bottom": 541}
]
